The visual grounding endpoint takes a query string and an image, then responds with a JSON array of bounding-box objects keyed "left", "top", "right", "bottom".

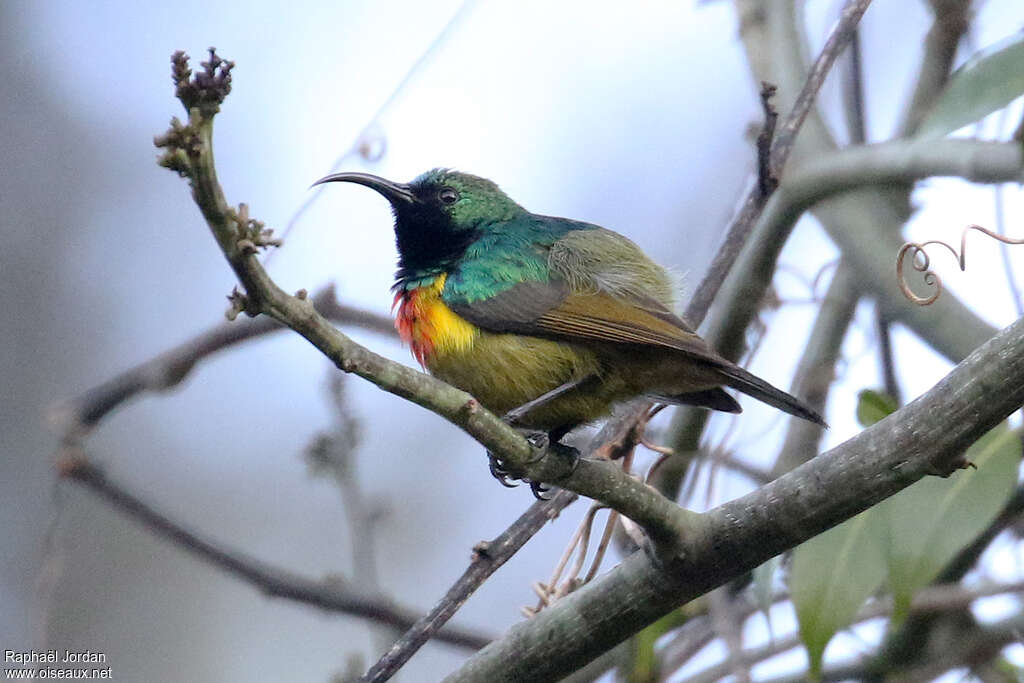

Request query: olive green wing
[
  {"left": 446, "top": 281, "right": 824, "bottom": 425},
  {"left": 446, "top": 277, "right": 722, "bottom": 363}
]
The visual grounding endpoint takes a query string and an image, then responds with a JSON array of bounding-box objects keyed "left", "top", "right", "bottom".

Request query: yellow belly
[
  {"left": 396, "top": 273, "right": 703, "bottom": 429},
  {"left": 427, "top": 331, "right": 612, "bottom": 429},
  {"left": 397, "top": 275, "right": 619, "bottom": 429}
]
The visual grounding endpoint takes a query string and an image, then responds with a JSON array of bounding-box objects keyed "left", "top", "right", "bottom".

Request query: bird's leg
[
  {"left": 487, "top": 453, "right": 519, "bottom": 488},
  {"left": 501, "top": 375, "right": 598, "bottom": 427},
  {"left": 525, "top": 432, "right": 583, "bottom": 500},
  {"left": 485, "top": 430, "right": 551, "bottom": 491},
  {"left": 488, "top": 377, "right": 594, "bottom": 495},
  {"left": 486, "top": 428, "right": 582, "bottom": 500}
]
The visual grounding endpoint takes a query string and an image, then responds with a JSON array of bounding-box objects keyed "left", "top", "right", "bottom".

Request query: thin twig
[
  {"left": 768, "top": 0, "right": 874, "bottom": 175},
  {"left": 565, "top": 506, "right": 604, "bottom": 595},
  {"left": 50, "top": 284, "right": 394, "bottom": 438},
  {"left": 994, "top": 183, "right": 1024, "bottom": 318},
  {"left": 57, "top": 455, "right": 491, "bottom": 650},
  {"left": 842, "top": 26, "right": 867, "bottom": 145},
  {"left": 359, "top": 404, "right": 650, "bottom": 681},
  {"left": 357, "top": 490, "right": 576, "bottom": 682},
  {"left": 309, "top": 374, "right": 403, "bottom": 654},
  {"left": 584, "top": 510, "right": 619, "bottom": 584},
  {"left": 875, "top": 306, "right": 902, "bottom": 404},
  {"left": 707, "top": 588, "right": 751, "bottom": 683},
  {"left": 684, "top": 0, "right": 874, "bottom": 327},
  {"left": 756, "top": 82, "right": 779, "bottom": 197},
  {"left": 530, "top": 504, "right": 602, "bottom": 614}
]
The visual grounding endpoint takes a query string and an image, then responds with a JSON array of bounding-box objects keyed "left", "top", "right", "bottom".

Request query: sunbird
[{"left": 314, "top": 169, "right": 824, "bottom": 448}]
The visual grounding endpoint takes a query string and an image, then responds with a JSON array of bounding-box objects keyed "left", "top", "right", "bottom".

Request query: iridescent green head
[{"left": 312, "top": 168, "right": 524, "bottom": 280}]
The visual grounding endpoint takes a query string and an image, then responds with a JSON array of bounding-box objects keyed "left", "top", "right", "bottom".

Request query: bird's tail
[{"left": 717, "top": 363, "right": 827, "bottom": 426}]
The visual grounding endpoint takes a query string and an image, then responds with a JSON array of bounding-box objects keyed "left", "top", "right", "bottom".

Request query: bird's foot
[
  {"left": 485, "top": 430, "right": 580, "bottom": 500},
  {"left": 487, "top": 451, "right": 520, "bottom": 488}
]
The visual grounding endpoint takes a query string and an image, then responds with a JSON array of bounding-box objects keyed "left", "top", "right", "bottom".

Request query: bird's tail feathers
[{"left": 717, "top": 364, "right": 827, "bottom": 426}]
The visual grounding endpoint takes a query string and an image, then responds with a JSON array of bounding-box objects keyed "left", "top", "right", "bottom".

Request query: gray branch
[{"left": 445, "top": 314, "right": 1024, "bottom": 682}]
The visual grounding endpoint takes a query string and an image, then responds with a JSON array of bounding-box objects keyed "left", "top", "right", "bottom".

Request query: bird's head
[{"left": 312, "top": 168, "right": 524, "bottom": 278}]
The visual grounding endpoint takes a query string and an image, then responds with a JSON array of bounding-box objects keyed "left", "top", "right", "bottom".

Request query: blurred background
[{"left": 3, "top": 1, "right": 1024, "bottom": 680}]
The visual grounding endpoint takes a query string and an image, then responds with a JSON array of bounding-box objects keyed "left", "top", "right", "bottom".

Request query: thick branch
[
  {"left": 446, "top": 315, "right": 1024, "bottom": 681},
  {"left": 723, "top": 138, "right": 1016, "bottom": 363}
]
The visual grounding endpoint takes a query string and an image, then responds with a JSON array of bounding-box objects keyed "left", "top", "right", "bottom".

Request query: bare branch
[
  {"left": 50, "top": 284, "right": 394, "bottom": 439},
  {"left": 358, "top": 490, "right": 577, "bottom": 682},
  {"left": 768, "top": 0, "right": 874, "bottom": 175},
  {"left": 684, "top": 0, "right": 874, "bottom": 325},
  {"left": 357, "top": 405, "right": 650, "bottom": 682},
  {"left": 773, "top": 262, "right": 859, "bottom": 476},
  {"left": 57, "top": 455, "right": 491, "bottom": 650},
  {"left": 446, "top": 314, "right": 1024, "bottom": 681}
]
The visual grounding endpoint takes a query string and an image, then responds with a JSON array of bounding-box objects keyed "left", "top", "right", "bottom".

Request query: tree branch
[
  {"left": 445, "top": 314, "right": 1024, "bottom": 681},
  {"left": 50, "top": 285, "right": 395, "bottom": 439},
  {"left": 898, "top": 0, "right": 970, "bottom": 138},
  {"left": 736, "top": 0, "right": 995, "bottom": 367},
  {"left": 767, "top": 0, "right": 874, "bottom": 175},
  {"left": 773, "top": 261, "right": 859, "bottom": 476},
  {"left": 359, "top": 490, "right": 576, "bottom": 682},
  {"left": 660, "top": 137, "right": 1021, "bottom": 496},
  {"left": 720, "top": 138, "right": 1016, "bottom": 363},
  {"left": 683, "top": 0, "right": 874, "bottom": 327},
  {"left": 155, "top": 51, "right": 692, "bottom": 543},
  {"left": 358, "top": 402, "right": 659, "bottom": 682},
  {"left": 56, "top": 455, "right": 492, "bottom": 650}
]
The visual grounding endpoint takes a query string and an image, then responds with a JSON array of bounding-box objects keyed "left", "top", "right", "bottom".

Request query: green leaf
[
  {"left": 879, "top": 425, "right": 1021, "bottom": 623},
  {"left": 790, "top": 509, "right": 887, "bottom": 676},
  {"left": 856, "top": 390, "right": 898, "bottom": 427},
  {"left": 917, "top": 32, "right": 1024, "bottom": 140}
]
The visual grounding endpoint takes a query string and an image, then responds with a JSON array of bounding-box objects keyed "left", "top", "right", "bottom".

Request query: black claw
[
  {"left": 486, "top": 430, "right": 579, "bottom": 495},
  {"left": 487, "top": 452, "right": 519, "bottom": 488},
  {"left": 529, "top": 480, "right": 551, "bottom": 500}
]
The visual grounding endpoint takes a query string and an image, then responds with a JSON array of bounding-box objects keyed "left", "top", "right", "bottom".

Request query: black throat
[{"left": 392, "top": 206, "right": 479, "bottom": 286}]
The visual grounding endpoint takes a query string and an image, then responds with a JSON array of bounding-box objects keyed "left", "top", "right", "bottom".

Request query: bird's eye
[{"left": 438, "top": 187, "right": 460, "bottom": 205}]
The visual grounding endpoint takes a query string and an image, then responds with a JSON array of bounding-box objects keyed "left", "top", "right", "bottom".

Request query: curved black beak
[{"left": 310, "top": 172, "right": 418, "bottom": 206}]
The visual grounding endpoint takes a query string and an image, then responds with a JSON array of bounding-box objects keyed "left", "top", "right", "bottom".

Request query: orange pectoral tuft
[
  {"left": 393, "top": 274, "right": 478, "bottom": 367},
  {"left": 394, "top": 289, "right": 433, "bottom": 366}
]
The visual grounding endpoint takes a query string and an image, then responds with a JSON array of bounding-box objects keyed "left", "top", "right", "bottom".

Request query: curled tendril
[{"left": 897, "top": 224, "right": 1024, "bottom": 305}]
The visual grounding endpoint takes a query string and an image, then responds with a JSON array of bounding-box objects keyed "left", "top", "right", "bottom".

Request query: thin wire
[{"left": 263, "top": 0, "right": 481, "bottom": 266}]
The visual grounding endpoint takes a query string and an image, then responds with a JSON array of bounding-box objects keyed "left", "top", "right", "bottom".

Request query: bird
[{"left": 313, "top": 168, "right": 824, "bottom": 463}]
